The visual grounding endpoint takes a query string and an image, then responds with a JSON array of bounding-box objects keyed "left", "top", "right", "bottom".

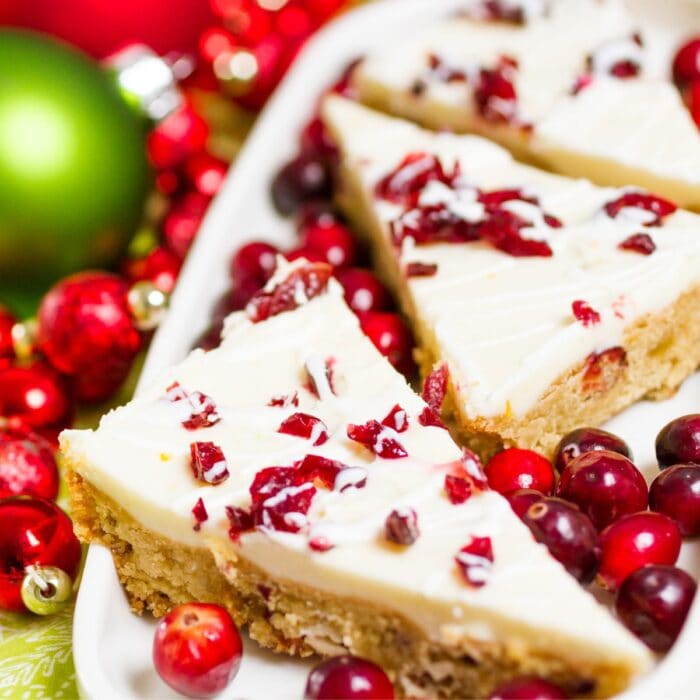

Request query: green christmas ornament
[{"left": 0, "top": 31, "right": 150, "bottom": 292}]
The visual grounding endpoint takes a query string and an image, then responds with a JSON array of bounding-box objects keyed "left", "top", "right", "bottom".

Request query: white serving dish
[{"left": 73, "top": 1, "right": 700, "bottom": 697}]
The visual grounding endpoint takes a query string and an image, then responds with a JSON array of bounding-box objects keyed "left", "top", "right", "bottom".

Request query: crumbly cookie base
[
  {"left": 332, "top": 154, "right": 700, "bottom": 459},
  {"left": 66, "top": 468, "right": 637, "bottom": 699}
]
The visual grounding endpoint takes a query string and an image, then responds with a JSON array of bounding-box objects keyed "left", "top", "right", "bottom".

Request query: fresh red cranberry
[
  {"left": 163, "top": 191, "right": 211, "bottom": 259},
  {"left": 618, "top": 233, "right": 656, "bottom": 255},
  {"left": 688, "top": 81, "right": 700, "bottom": 128},
  {"left": 184, "top": 152, "right": 228, "bottom": 197},
  {"left": 615, "top": 565, "right": 696, "bottom": 652},
  {"left": 650, "top": 464, "right": 700, "bottom": 537},
  {"left": 247, "top": 262, "right": 333, "bottom": 322},
  {"left": 489, "top": 676, "right": 569, "bottom": 699},
  {"left": 504, "top": 488, "right": 543, "bottom": 520},
  {"left": 284, "top": 246, "right": 327, "bottom": 265},
  {"left": 523, "top": 497, "right": 600, "bottom": 584},
  {"left": 0, "top": 497, "right": 81, "bottom": 611},
  {"left": 656, "top": 414, "right": 700, "bottom": 469},
  {"left": 0, "top": 429, "right": 59, "bottom": 500},
  {"left": 553, "top": 427, "right": 632, "bottom": 474},
  {"left": 556, "top": 451, "right": 648, "bottom": 530},
  {"left": 358, "top": 312, "right": 416, "bottom": 377},
  {"left": 672, "top": 37, "right": 700, "bottom": 87},
  {"left": 304, "top": 655, "right": 394, "bottom": 700},
  {"left": 599, "top": 513, "right": 681, "bottom": 590},
  {"left": 122, "top": 246, "right": 182, "bottom": 294},
  {"left": 153, "top": 602, "right": 243, "bottom": 698},
  {"left": 230, "top": 241, "right": 278, "bottom": 290},
  {"left": 300, "top": 116, "right": 338, "bottom": 161},
  {"left": 301, "top": 220, "right": 358, "bottom": 268},
  {"left": 485, "top": 448, "right": 555, "bottom": 495},
  {"left": 147, "top": 103, "right": 209, "bottom": 170},
  {"left": 271, "top": 153, "right": 333, "bottom": 216},
  {"left": 0, "top": 306, "right": 15, "bottom": 362}
]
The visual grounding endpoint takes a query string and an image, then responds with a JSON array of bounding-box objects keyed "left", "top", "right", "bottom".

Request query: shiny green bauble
[{"left": 0, "top": 31, "right": 150, "bottom": 292}]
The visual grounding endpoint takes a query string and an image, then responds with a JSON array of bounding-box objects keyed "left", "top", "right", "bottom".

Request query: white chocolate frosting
[
  {"left": 322, "top": 96, "right": 700, "bottom": 420},
  {"left": 60, "top": 262, "right": 651, "bottom": 680},
  {"left": 354, "top": 0, "right": 700, "bottom": 206}
]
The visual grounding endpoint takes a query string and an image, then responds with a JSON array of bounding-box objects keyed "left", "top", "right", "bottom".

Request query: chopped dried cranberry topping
[
  {"left": 466, "top": 0, "right": 549, "bottom": 23},
  {"left": 309, "top": 536, "right": 334, "bottom": 552},
  {"left": 385, "top": 508, "right": 420, "bottom": 545},
  {"left": 295, "top": 454, "right": 344, "bottom": 490},
  {"left": 305, "top": 357, "right": 336, "bottom": 398},
  {"left": 278, "top": 413, "right": 329, "bottom": 446},
  {"left": 477, "top": 209, "right": 553, "bottom": 257},
  {"left": 603, "top": 192, "right": 677, "bottom": 227},
  {"left": 455, "top": 536, "right": 494, "bottom": 587},
  {"left": 418, "top": 406, "right": 447, "bottom": 428},
  {"left": 268, "top": 392, "right": 299, "bottom": 408},
  {"left": 582, "top": 347, "right": 628, "bottom": 394},
  {"left": 618, "top": 233, "right": 656, "bottom": 255},
  {"left": 192, "top": 498, "right": 208, "bottom": 532},
  {"left": 572, "top": 300, "right": 601, "bottom": 327},
  {"left": 588, "top": 34, "right": 643, "bottom": 79},
  {"left": 166, "top": 382, "right": 221, "bottom": 430},
  {"left": 189, "top": 442, "right": 229, "bottom": 485},
  {"left": 458, "top": 448, "right": 490, "bottom": 490},
  {"left": 347, "top": 420, "right": 408, "bottom": 459},
  {"left": 474, "top": 56, "right": 519, "bottom": 123},
  {"left": 572, "top": 73, "right": 595, "bottom": 95},
  {"left": 381, "top": 404, "right": 409, "bottom": 433},
  {"left": 249, "top": 466, "right": 316, "bottom": 533},
  {"left": 427, "top": 53, "right": 468, "bottom": 82},
  {"left": 225, "top": 505, "right": 254, "bottom": 540},
  {"left": 246, "top": 262, "right": 333, "bottom": 322},
  {"left": 445, "top": 474, "right": 473, "bottom": 504},
  {"left": 479, "top": 188, "right": 537, "bottom": 209},
  {"left": 375, "top": 152, "right": 458, "bottom": 206},
  {"left": 422, "top": 363, "right": 449, "bottom": 414},
  {"left": 405, "top": 261, "right": 438, "bottom": 278}
]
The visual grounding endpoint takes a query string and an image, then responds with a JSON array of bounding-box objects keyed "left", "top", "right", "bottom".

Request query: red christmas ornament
[
  {"left": 37, "top": 272, "right": 143, "bottom": 402},
  {"left": 0, "top": 362, "right": 73, "bottom": 442},
  {"left": 5, "top": 0, "right": 216, "bottom": 59},
  {"left": 0, "top": 496, "right": 81, "bottom": 612},
  {"left": 0, "top": 429, "right": 59, "bottom": 500},
  {"left": 163, "top": 192, "right": 212, "bottom": 259},
  {"left": 123, "top": 246, "right": 182, "bottom": 295},
  {"left": 0, "top": 305, "right": 16, "bottom": 366}
]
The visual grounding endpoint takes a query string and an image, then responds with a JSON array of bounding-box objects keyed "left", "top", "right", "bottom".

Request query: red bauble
[
  {"left": 0, "top": 496, "right": 81, "bottom": 612},
  {"left": 123, "top": 247, "right": 182, "bottom": 294},
  {"left": 38, "top": 272, "right": 142, "bottom": 402},
  {"left": 0, "top": 362, "right": 73, "bottom": 441},
  {"left": 0, "top": 429, "right": 59, "bottom": 500},
  {"left": 5, "top": 0, "right": 215, "bottom": 59},
  {"left": 0, "top": 305, "right": 16, "bottom": 365}
]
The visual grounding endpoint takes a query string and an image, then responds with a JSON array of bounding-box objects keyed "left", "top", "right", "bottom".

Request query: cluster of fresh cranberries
[
  {"left": 494, "top": 416, "right": 699, "bottom": 656},
  {"left": 672, "top": 36, "right": 700, "bottom": 128},
  {"left": 196, "top": 70, "right": 416, "bottom": 378}
]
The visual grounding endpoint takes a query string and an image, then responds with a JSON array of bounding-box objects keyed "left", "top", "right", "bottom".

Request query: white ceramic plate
[{"left": 73, "top": 1, "right": 700, "bottom": 697}]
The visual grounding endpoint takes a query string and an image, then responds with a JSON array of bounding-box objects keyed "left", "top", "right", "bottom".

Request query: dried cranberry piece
[
  {"left": 582, "top": 347, "right": 627, "bottom": 393},
  {"left": 381, "top": 404, "right": 409, "bottom": 433},
  {"left": 427, "top": 53, "right": 468, "bottom": 82},
  {"left": 588, "top": 34, "right": 643, "bottom": 80},
  {"left": 225, "top": 505, "right": 254, "bottom": 540},
  {"left": 166, "top": 382, "right": 221, "bottom": 430},
  {"left": 255, "top": 482, "right": 317, "bottom": 533},
  {"left": 268, "top": 392, "right": 299, "bottom": 408},
  {"left": 418, "top": 406, "right": 446, "bottom": 429},
  {"left": 295, "top": 454, "right": 344, "bottom": 490},
  {"left": 375, "top": 152, "right": 456, "bottom": 205},
  {"left": 572, "top": 300, "right": 601, "bottom": 327},
  {"left": 455, "top": 536, "right": 494, "bottom": 587},
  {"left": 474, "top": 56, "right": 518, "bottom": 123},
  {"left": 246, "top": 262, "right": 333, "bottom": 322},
  {"left": 385, "top": 508, "right": 420, "bottom": 545},
  {"left": 444, "top": 474, "right": 473, "bottom": 504},
  {"left": 479, "top": 188, "right": 538, "bottom": 210},
  {"left": 405, "top": 262, "right": 438, "bottom": 278},
  {"left": 190, "top": 442, "right": 229, "bottom": 485},
  {"left": 618, "top": 233, "right": 656, "bottom": 255},
  {"left": 249, "top": 466, "right": 297, "bottom": 505},
  {"left": 572, "top": 73, "right": 595, "bottom": 95},
  {"left": 391, "top": 205, "right": 479, "bottom": 247},
  {"left": 477, "top": 210, "right": 553, "bottom": 257},
  {"left": 305, "top": 357, "right": 336, "bottom": 398},
  {"left": 603, "top": 192, "right": 677, "bottom": 226},
  {"left": 458, "top": 448, "right": 490, "bottom": 490},
  {"left": 309, "top": 536, "right": 334, "bottom": 552},
  {"left": 347, "top": 420, "right": 408, "bottom": 459},
  {"left": 192, "top": 498, "right": 208, "bottom": 532},
  {"left": 466, "top": 0, "right": 548, "bottom": 23},
  {"left": 278, "top": 413, "right": 329, "bottom": 446},
  {"left": 422, "top": 363, "right": 449, "bottom": 414}
]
